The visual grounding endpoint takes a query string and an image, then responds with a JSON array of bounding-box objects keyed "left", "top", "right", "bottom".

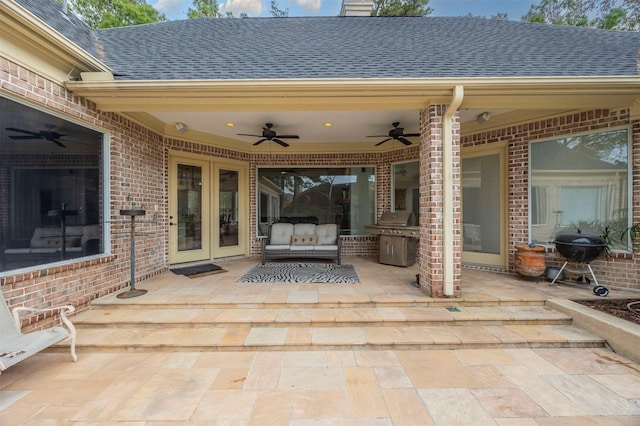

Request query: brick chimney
[{"left": 340, "top": 0, "right": 373, "bottom": 16}]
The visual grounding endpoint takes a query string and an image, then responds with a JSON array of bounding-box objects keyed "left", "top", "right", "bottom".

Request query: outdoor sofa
[{"left": 262, "top": 222, "right": 342, "bottom": 264}]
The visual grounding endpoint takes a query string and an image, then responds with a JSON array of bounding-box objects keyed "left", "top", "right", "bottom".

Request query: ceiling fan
[
  {"left": 5, "top": 125, "right": 67, "bottom": 147},
  {"left": 237, "top": 123, "right": 299, "bottom": 147},
  {"left": 368, "top": 122, "right": 420, "bottom": 146}
]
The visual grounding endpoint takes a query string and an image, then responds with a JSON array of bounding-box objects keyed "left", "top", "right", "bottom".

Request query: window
[
  {"left": 530, "top": 128, "right": 629, "bottom": 249},
  {"left": 392, "top": 161, "right": 420, "bottom": 225},
  {"left": 1, "top": 96, "right": 105, "bottom": 272},
  {"left": 257, "top": 167, "right": 375, "bottom": 235}
]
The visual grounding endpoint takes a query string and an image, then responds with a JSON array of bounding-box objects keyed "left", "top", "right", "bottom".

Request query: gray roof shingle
[
  {"left": 15, "top": 0, "right": 640, "bottom": 81},
  {"left": 16, "top": 0, "right": 100, "bottom": 59}
]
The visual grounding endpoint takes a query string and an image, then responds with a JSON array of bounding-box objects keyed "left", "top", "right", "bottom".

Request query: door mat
[
  {"left": 170, "top": 263, "right": 226, "bottom": 278},
  {"left": 237, "top": 263, "right": 359, "bottom": 284}
]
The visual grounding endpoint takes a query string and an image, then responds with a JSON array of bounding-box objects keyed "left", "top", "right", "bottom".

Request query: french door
[
  {"left": 461, "top": 145, "right": 507, "bottom": 268},
  {"left": 169, "top": 155, "right": 246, "bottom": 264},
  {"left": 169, "top": 157, "right": 211, "bottom": 264}
]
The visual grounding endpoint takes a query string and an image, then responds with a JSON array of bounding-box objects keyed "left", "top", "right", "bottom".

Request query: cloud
[
  {"left": 295, "top": 0, "right": 322, "bottom": 14},
  {"left": 220, "top": 0, "right": 263, "bottom": 16}
]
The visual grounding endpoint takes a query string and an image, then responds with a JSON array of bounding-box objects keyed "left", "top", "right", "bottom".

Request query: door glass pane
[
  {"left": 177, "top": 164, "right": 202, "bottom": 251},
  {"left": 462, "top": 154, "right": 500, "bottom": 254},
  {"left": 219, "top": 169, "right": 239, "bottom": 247}
]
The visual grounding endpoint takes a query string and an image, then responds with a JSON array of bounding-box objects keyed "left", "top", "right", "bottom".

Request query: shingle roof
[
  {"left": 16, "top": 0, "right": 100, "bottom": 59},
  {"left": 15, "top": 0, "right": 640, "bottom": 81}
]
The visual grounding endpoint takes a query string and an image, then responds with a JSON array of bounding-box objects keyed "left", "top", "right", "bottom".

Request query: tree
[
  {"left": 522, "top": 0, "right": 594, "bottom": 26},
  {"left": 521, "top": 0, "right": 639, "bottom": 31},
  {"left": 65, "top": 0, "right": 166, "bottom": 28},
  {"left": 465, "top": 12, "right": 509, "bottom": 20},
  {"left": 371, "top": 0, "right": 432, "bottom": 17},
  {"left": 270, "top": 0, "right": 289, "bottom": 17},
  {"left": 188, "top": 0, "right": 222, "bottom": 18}
]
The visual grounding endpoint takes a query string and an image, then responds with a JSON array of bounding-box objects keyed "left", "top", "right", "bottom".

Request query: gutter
[{"left": 442, "top": 85, "right": 464, "bottom": 296}]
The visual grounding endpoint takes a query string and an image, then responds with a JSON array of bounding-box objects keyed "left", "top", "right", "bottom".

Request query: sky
[{"left": 154, "top": 0, "right": 535, "bottom": 21}]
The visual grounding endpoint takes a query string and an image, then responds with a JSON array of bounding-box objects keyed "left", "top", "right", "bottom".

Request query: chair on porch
[{"left": 0, "top": 290, "right": 77, "bottom": 373}]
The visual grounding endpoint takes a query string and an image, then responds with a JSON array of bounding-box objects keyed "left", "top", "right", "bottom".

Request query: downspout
[{"left": 442, "top": 85, "right": 464, "bottom": 296}]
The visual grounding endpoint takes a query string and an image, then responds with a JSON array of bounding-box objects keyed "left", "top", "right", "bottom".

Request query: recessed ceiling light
[
  {"left": 324, "top": 122, "right": 332, "bottom": 127},
  {"left": 226, "top": 122, "right": 235, "bottom": 127}
]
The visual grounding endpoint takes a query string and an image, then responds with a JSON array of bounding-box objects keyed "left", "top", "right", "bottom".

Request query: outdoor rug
[
  {"left": 237, "top": 263, "right": 360, "bottom": 284},
  {"left": 170, "top": 263, "right": 226, "bottom": 278}
]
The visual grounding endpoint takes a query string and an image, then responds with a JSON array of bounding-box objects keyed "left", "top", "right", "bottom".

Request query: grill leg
[
  {"left": 586, "top": 263, "right": 600, "bottom": 287},
  {"left": 550, "top": 261, "right": 569, "bottom": 286}
]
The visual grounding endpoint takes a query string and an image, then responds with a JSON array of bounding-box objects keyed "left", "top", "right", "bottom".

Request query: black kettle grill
[{"left": 551, "top": 231, "right": 609, "bottom": 296}]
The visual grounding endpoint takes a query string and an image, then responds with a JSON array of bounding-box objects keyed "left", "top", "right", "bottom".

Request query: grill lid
[{"left": 378, "top": 211, "right": 416, "bottom": 227}]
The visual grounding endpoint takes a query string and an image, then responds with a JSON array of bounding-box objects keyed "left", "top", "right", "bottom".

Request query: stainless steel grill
[{"left": 364, "top": 211, "right": 419, "bottom": 266}]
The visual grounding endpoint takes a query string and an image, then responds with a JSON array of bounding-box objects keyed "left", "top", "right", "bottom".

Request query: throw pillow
[{"left": 291, "top": 235, "right": 316, "bottom": 246}]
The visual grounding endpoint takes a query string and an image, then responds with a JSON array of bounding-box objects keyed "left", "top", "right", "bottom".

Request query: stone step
[
  {"left": 52, "top": 323, "right": 604, "bottom": 353},
  {"left": 72, "top": 305, "right": 572, "bottom": 329},
  {"left": 88, "top": 299, "right": 547, "bottom": 310}
]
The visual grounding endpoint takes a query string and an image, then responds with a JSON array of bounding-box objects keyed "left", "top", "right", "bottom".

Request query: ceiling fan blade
[
  {"left": 276, "top": 135, "right": 299, "bottom": 139},
  {"left": 367, "top": 135, "right": 387, "bottom": 138},
  {"left": 397, "top": 137, "right": 413, "bottom": 146},
  {"left": 253, "top": 138, "right": 267, "bottom": 146},
  {"left": 375, "top": 138, "right": 392, "bottom": 146},
  {"left": 51, "top": 139, "right": 67, "bottom": 148},
  {"left": 403, "top": 133, "right": 420, "bottom": 137},
  {"left": 9, "top": 135, "right": 39, "bottom": 140},
  {"left": 238, "top": 133, "right": 261, "bottom": 137},
  {"left": 5, "top": 127, "right": 40, "bottom": 136},
  {"left": 273, "top": 138, "right": 290, "bottom": 147}
]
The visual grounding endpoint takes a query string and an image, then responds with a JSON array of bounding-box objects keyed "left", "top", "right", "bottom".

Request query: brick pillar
[{"left": 418, "top": 105, "right": 462, "bottom": 297}]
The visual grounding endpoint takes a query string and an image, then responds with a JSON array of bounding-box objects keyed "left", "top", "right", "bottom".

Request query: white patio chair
[{"left": 0, "top": 291, "right": 77, "bottom": 373}]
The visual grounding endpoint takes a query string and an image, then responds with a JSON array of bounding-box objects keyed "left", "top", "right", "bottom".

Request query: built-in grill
[{"left": 364, "top": 211, "right": 419, "bottom": 266}]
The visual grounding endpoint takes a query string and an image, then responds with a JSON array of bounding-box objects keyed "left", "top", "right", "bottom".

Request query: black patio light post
[{"left": 117, "top": 202, "right": 148, "bottom": 299}]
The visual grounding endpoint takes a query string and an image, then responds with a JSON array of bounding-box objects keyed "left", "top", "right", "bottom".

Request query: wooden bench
[{"left": 0, "top": 291, "right": 77, "bottom": 373}]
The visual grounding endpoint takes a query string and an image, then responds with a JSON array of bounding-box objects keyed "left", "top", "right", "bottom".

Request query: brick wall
[
  {"left": 1, "top": 57, "right": 168, "bottom": 331},
  {"left": 418, "top": 106, "right": 463, "bottom": 297},
  {"left": 462, "top": 109, "right": 640, "bottom": 292}
]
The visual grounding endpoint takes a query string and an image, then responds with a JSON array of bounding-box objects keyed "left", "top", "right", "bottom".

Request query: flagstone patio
[{"left": 1, "top": 256, "right": 639, "bottom": 425}]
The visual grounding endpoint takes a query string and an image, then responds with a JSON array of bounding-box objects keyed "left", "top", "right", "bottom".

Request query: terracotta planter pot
[{"left": 515, "top": 244, "right": 546, "bottom": 277}]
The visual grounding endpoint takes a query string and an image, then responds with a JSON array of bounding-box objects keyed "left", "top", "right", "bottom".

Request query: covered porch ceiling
[{"left": 65, "top": 77, "right": 640, "bottom": 152}]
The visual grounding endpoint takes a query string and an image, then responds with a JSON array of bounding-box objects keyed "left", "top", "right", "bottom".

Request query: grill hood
[{"left": 378, "top": 211, "right": 416, "bottom": 227}]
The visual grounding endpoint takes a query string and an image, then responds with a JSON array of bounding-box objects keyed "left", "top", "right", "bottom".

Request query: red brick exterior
[
  {"left": 2, "top": 56, "right": 639, "bottom": 332},
  {"left": 418, "top": 106, "right": 462, "bottom": 297},
  {"left": 462, "top": 109, "right": 640, "bottom": 292}
]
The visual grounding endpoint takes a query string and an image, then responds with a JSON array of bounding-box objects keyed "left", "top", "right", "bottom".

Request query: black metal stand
[
  {"left": 117, "top": 204, "right": 148, "bottom": 299},
  {"left": 48, "top": 203, "right": 78, "bottom": 261}
]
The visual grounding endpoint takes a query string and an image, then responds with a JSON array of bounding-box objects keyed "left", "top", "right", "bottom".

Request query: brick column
[{"left": 418, "top": 105, "right": 462, "bottom": 297}]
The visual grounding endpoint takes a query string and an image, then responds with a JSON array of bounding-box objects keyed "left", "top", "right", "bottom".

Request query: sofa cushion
[
  {"left": 291, "top": 235, "right": 316, "bottom": 246},
  {"left": 265, "top": 245, "right": 291, "bottom": 250},
  {"left": 316, "top": 224, "right": 338, "bottom": 245},
  {"left": 293, "top": 223, "right": 316, "bottom": 236},
  {"left": 270, "top": 223, "right": 294, "bottom": 245},
  {"left": 290, "top": 245, "right": 317, "bottom": 251},
  {"left": 314, "top": 245, "right": 338, "bottom": 251},
  {"left": 30, "top": 228, "right": 58, "bottom": 248}
]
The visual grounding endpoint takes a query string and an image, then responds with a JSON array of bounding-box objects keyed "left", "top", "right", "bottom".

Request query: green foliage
[
  {"left": 270, "top": 0, "right": 289, "bottom": 17},
  {"left": 188, "top": 0, "right": 222, "bottom": 18},
  {"left": 372, "top": 0, "right": 432, "bottom": 17},
  {"left": 66, "top": 0, "right": 166, "bottom": 28},
  {"left": 522, "top": 0, "right": 639, "bottom": 31},
  {"left": 522, "top": 0, "right": 593, "bottom": 27}
]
